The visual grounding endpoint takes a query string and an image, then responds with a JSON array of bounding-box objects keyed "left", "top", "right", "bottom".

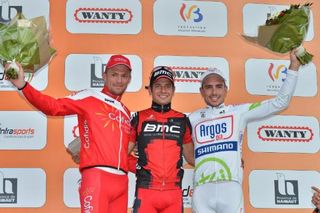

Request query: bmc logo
[{"left": 143, "top": 123, "right": 181, "bottom": 134}]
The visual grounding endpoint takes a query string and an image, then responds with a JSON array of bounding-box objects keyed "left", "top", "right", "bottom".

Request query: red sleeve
[
  {"left": 22, "top": 83, "right": 82, "bottom": 116},
  {"left": 183, "top": 117, "right": 192, "bottom": 144},
  {"left": 129, "top": 112, "right": 139, "bottom": 144}
]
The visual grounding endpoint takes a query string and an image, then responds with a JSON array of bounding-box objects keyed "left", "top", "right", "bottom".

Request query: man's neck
[
  {"left": 101, "top": 87, "right": 121, "bottom": 101},
  {"left": 151, "top": 101, "right": 171, "bottom": 113}
]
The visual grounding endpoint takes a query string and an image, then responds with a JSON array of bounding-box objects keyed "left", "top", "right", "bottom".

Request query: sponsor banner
[
  {"left": 245, "top": 59, "right": 317, "bottom": 97},
  {"left": 182, "top": 169, "right": 193, "bottom": 208},
  {"left": 248, "top": 115, "right": 320, "bottom": 153},
  {"left": 0, "top": 168, "right": 46, "bottom": 207},
  {"left": 0, "top": 0, "right": 50, "bottom": 24},
  {"left": 0, "top": 111, "right": 47, "bottom": 150},
  {"left": 66, "top": 0, "right": 141, "bottom": 34},
  {"left": 154, "top": 56, "right": 229, "bottom": 93},
  {"left": 194, "top": 115, "right": 233, "bottom": 144},
  {"left": 63, "top": 168, "right": 137, "bottom": 208},
  {"left": 243, "top": 3, "right": 314, "bottom": 41},
  {"left": 249, "top": 170, "right": 320, "bottom": 208},
  {"left": 0, "top": 67, "right": 48, "bottom": 91},
  {"left": 154, "top": 0, "right": 227, "bottom": 37},
  {"left": 65, "top": 54, "right": 142, "bottom": 92}
]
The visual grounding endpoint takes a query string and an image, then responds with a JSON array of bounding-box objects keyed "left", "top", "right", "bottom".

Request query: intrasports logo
[
  {"left": 195, "top": 115, "right": 233, "bottom": 144},
  {"left": 257, "top": 125, "right": 313, "bottom": 142},
  {"left": 74, "top": 7, "right": 133, "bottom": 24},
  {"left": 180, "top": 3, "right": 203, "bottom": 23},
  {"left": 274, "top": 173, "right": 299, "bottom": 205},
  {"left": 194, "top": 157, "right": 232, "bottom": 186},
  {"left": 171, "top": 66, "right": 207, "bottom": 83},
  {"left": 0, "top": 171, "right": 18, "bottom": 204},
  {"left": 268, "top": 63, "right": 287, "bottom": 82},
  {"left": 0, "top": 126, "right": 35, "bottom": 138},
  {"left": 0, "top": 0, "right": 22, "bottom": 23}
]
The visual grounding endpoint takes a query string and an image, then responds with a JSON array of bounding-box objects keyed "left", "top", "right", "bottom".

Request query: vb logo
[{"left": 180, "top": 3, "right": 203, "bottom": 23}]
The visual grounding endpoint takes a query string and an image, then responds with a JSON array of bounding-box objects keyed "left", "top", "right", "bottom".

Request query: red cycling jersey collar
[{"left": 101, "top": 86, "right": 122, "bottom": 101}]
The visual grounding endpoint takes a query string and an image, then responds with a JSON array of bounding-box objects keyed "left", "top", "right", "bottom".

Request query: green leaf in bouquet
[
  {"left": 0, "top": 13, "right": 56, "bottom": 74},
  {"left": 266, "top": 6, "right": 310, "bottom": 53}
]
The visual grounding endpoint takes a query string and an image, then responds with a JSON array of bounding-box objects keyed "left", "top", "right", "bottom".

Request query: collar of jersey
[{"left": 151, "top": 101, "right": 171, "bottom": 113}]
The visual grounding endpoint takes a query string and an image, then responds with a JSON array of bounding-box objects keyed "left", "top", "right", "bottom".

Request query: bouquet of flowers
[
  {"left": 0, "top": 13, "right": 56, "bottom": 79},
  {"left": 243, "top": 3, "right": 313, "bottom": 65}
]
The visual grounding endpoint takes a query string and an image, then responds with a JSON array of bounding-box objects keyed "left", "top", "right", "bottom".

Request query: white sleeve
[{"left": 242, "top": 69, "right": 298, "bottom": 124}]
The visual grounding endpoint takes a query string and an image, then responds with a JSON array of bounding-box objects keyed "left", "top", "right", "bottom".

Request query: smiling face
[
  {"left": 149, "top": 77, "right": 175, "bottom": 105},
  {"left": 103, "top": 64, "right": 131, "bottom": 96},
  {"left": 200, "top": 74, "right": 227, "bottom": 107}
]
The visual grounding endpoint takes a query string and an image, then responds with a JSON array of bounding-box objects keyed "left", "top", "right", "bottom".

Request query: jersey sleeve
[
  {"left": 129, "top": 112, "right": 139, "bottom": 144},
  {"left": 183, "top": 116, "right": 193, "bottom": 144},
  {"left": 21, "top": 83, "right": 83, "bottom": 116},
  {"left": 242, "top": 69, "right": 298, "bottom": 124}
]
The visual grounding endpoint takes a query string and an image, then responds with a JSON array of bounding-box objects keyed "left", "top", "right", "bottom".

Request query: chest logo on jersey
[
  {"left": 143, "top": 123, "right": 181, "bottom": 134},
  {"left": 195, "top": 115, "right": 233, "bottom": 144}
]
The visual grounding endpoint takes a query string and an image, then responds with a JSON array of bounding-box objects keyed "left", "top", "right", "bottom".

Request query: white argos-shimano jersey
[{"left": 189, "top": 70, "right": 298, "bottom": 187}]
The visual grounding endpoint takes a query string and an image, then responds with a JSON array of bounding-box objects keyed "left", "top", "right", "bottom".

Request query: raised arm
[
  {"left": 242, "top": 50, "right": 301, "bottom": 124},
  {"left": 6, "top": 62, "right": 82, "bottom": 116}
]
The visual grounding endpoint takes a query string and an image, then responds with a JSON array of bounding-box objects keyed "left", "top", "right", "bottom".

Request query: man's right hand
[{"left": 5, "top": 62, "right": 27, "bottom": 89}]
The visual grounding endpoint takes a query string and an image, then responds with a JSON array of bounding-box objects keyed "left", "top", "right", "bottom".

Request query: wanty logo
[
  {"left": 171, "top": 66, "right": 207, "bottom": 83},
  {"left": 257, "top": 125, "right": 313, "bottom": 142},
  {"left": 0, "top": 171, "right": 18, "bottom": 204},
  {"left": 74, "top": 7, "right": 133, "bottom": 24},
  {"left": 180, "top": 3, "right": 203, "bottom": 22},
  {"left": 274, "top": 173, "right": 299, "bottom": 205},
  {"left": 0, "top": 0, "right": 22, "bottom": 23},
  {"left": 0, "top": 124, "right": 35, "bottom": 138},
  {"left": 268, "top": 63, "right": 287, "bottom": 82}
]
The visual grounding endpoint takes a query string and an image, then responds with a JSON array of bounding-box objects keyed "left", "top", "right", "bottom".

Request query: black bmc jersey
[{"left": 129, "top": 107, "right": 192, "bottom": 190}]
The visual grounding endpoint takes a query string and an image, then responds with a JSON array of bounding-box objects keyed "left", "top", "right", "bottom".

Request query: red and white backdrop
[{"left": 0, "top": 0, "right": 319, "bottom": 212}]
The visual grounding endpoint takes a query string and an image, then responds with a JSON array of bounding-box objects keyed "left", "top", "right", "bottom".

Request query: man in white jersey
[{"left": 189, "top": 50, "right": 301, "bottom": 213}]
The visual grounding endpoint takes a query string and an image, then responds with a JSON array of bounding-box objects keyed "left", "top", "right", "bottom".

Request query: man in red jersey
[
  {"left": 129, "top": 66, "right": 194, "bottom": 213},
  {"left": 7, "top": 55, "right": 132, "bottom": 213}
]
